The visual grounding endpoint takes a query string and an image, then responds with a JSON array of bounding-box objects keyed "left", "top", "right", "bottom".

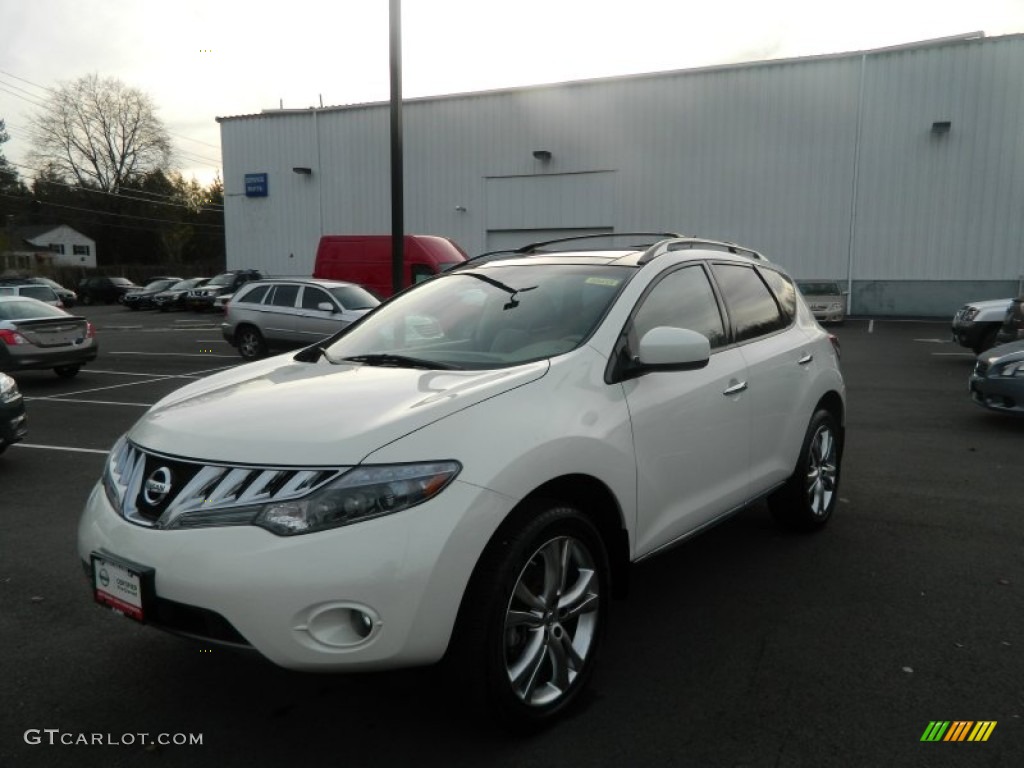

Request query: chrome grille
[{"left": 105, "top": 439, "right": 346, "bottom": 529}]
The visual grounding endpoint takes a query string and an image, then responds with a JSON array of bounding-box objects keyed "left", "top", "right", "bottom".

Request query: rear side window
[
  {"left": 711, "top": 263, "right": 788, "bottom": 342},
  {"left": 759, "top": 268, "right": 798, "bottom": 320},
  {"left": 20, "top": 286, "right": 56, "bottom": 302},
  {"left": 236, "top": 284, "right": 270, "bottom": 305}
]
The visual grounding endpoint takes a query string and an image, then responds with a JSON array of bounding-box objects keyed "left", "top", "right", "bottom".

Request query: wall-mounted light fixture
[
  {"left": 930, "top": 121, "right": 952, "bottom": 136},
  {"left": 455, "top": 205, "right": 467, "bottom": 213},
  {"left": 532, "top": 150, "right": 552, "bottom": 161},
  {"left": 292, "top": 166, "right": 313, "bottom": 175}
]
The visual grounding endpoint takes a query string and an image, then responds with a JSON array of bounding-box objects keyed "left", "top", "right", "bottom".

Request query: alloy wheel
[{"left": 503, "top": 535, "right": 600, "bottom": 707}]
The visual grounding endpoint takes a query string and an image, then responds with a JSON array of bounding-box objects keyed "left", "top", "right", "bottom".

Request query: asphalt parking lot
[{"left": 1, "top": 308, "right": 1022, "bottom": 768}]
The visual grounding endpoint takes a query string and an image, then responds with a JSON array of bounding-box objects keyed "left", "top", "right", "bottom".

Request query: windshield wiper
[{"left": 340, "top": 353, "right": 461, "bottom": 370}]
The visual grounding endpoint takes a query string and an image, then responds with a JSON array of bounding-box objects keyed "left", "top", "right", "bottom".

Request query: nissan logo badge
[{"left": 143, "top": 467, "right": 173, "bottom": 506}]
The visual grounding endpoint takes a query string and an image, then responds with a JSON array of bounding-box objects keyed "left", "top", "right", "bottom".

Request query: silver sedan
[{"left": 0, "top": 296, "right": 99, "bottom": 379}]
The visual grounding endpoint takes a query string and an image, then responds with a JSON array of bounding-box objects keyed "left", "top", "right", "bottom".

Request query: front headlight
[
  {"left": 0, "top": 372, "right": 21, "bottom": 404},
  {"left": 962, "top": 307, "right": 980, "bottom": 321},
  {"left": 997, "top": 360, "right": 1024, "bottom": 377},
  {"left": 168, "top": 461, "right": 461, "bottom": 535}
]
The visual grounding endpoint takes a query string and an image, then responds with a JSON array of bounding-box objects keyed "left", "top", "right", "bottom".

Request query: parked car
[
  {"left": 0, "top": 371, "right": 27, "bottom": 455},
  {"left": 222, "top": 277, "right": 379, "bottom": 360},
  {"left": 969, "top": 341, "right": 1024, "bottom": 415},
  {"left": 995, "top": 294, "right": 1024, "bottom": 346},
  {"left": 122, "top": 278, "right": 183, "bottom": 311},
  {"left": 0, "top": 279, "right": 63, "bottom": 307},
  {"left": 30, "top": 277, "right": 77, "bottom": 307},
  {"left": 796, "top": 280, "right": 846, "bottom": 324},
  {"left": 152, "top": 277, "right": 210, "bottom": 312},
  {"left": 186, "top": 269, "right": 264, "bottom": 311},
  {"left": 951, "top": 298, "right": 1012, "bottom": 353},
  {"left": 78, "top": 234, "right": 845, "bottom": 729},
  {"left": 78, "top": 276, "right": 138, "bottom": 305},
  {"left": 0, "top": 296, "right": 98, "bottom": 378}
]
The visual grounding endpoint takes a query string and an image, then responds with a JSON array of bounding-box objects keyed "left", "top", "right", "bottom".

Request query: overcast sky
[{"left": 2, "top": 0, "right": 1023, "bottom": 186}]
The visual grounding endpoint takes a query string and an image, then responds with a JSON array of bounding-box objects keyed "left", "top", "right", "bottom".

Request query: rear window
[
  {"left": 0, "top": 299, "right": 68, "bottom": 320},
  {"left": 235, "top": 284, "right": 271, "bottom": 305}
]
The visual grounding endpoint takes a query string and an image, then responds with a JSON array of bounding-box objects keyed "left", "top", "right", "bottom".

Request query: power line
[
  {"left": 0, "top": 192, "right": 224, "bottom": 229},
  {"left": 0, "top": 83, "right": 47, "bottom": 109},
  {"left": 6, "top": 161, "right": 223, "bottom": 211}
]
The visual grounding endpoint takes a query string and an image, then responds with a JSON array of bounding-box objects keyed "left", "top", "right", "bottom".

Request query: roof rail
[
  {"left": 453, "top": 231, "right": 685, "bottom": 270},
  {"left": 637, "top": 238, "right": 767, "bottom": 265}
]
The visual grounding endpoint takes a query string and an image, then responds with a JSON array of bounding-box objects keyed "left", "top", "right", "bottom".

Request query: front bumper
[
  {"left": 77, "top": 478, "right": 513, "bottom": 671},
  {"left": 0, "top": 397, "right": 27, "bottom": 448},
  {"left": 969, "top": 373, "right": 1024, "bottom": 414}
]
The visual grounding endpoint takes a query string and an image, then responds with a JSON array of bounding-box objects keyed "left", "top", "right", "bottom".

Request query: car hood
[
  {"left": 982, "top": 340, "right": 1024, "bottom": 363},
  {"left": 964, "top": 298, "right": 1012, "bottom": 311},
  {"left": 129, "top": 356, "right": 549, "bottom": 465}
]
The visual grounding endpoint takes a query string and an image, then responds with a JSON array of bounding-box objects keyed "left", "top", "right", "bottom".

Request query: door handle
[
  {"left": 798, "top": 352, "right": 814, "bottom": 365},
  {"left": 723, "top": 380, "right": 748, "bottom": 396}
]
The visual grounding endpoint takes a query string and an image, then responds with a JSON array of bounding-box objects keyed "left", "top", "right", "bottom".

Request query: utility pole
[{"left": 389, "top": 0, "right": 404, "bottom": 296}]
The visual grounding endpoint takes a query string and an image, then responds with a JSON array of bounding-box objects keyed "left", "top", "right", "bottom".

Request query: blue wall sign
[{"left": 244, "top": 173, "right": 268, "bottom": 197}]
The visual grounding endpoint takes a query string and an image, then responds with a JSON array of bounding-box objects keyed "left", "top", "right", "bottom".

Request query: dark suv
[
  {"left": 78, "top": 276, "right": 138, "bottom": 305},
  {"left": 186, "top": 269, "right": 264, "bottom": 311}
]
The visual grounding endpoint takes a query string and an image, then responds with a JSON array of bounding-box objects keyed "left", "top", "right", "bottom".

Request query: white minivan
[{"left": 79, "top": 234, "right": 845, "bottom": 729}]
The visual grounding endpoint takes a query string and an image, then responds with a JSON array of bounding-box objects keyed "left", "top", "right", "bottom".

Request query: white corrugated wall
[{"left": 219, "top": 34, "right": 1024, "bottom": 314}]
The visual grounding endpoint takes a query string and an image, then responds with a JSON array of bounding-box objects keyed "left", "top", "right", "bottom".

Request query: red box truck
[{"left": 312, "top": 235, "right": 467, "bottom": 298}]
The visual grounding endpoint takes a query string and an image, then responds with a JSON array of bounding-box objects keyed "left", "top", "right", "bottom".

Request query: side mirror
[
  {"left": 317, "top": 302, "right": 337, "bottom": 313},
  {"left": 636, "top": 327, "right": 711, "bottom": 371}
]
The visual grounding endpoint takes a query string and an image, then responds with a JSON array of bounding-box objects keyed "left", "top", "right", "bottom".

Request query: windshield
[
  {"left": 111, "top": 278, "right": 134, "bottom": 287},
  {"left": 797, "top": 281, "right": 841, "bottom": 295},
  {"left": 330, "top": 285, "right": 379, "bottom": 310},
  {"left": 322, "top": 264, "right": 632, "bottom": 370},
  {"left": 168, "top": 278, "right": 200, "bottom": 290},
  {"left": 144, "top": 279, "right": 177, "bottom": 291},
  {"left": 208, "top": 273, "right": 234, "bottom": 287}
]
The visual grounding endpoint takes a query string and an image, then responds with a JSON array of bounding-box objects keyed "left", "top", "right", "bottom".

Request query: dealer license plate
[{"left": 91, "top": 552, "right": 154, "bottom": 622}]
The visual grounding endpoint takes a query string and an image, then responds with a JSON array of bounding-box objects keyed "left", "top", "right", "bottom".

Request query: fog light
[{"left": 303, "top": 603, "right": 380, "bottom": 648}]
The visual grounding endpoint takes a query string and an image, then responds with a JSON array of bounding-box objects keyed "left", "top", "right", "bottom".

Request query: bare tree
[{"left": 27, "top": 73, "right": 172, "bottom": 193}]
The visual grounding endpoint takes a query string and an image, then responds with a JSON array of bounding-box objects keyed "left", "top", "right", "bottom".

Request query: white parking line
[
  {"left": 27, "top": 397, "right": 153, "bottom": 407},
  {"left": 25, "top": 377, "right": 176, "bottom": 399},
  {"left": 85, "top": 369, "right": 201, "bottom": 379},
  {"left": 13, "top": 443, "right": 109, "bottom": 455},
  {"left": 109, "top": 351, "right": 237, "bottom": 358}
]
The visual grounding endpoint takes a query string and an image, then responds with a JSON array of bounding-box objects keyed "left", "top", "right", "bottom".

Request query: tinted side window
[
  {"left": 711, "top": 264, "right": 787, "bottom": 342},
  {"left": 759, "top": 268, "right": 797, "bottom": 321},
  {"left": 629, "top": 265, "right": 727, "bottom": 349},
  {"left": 267, "top": 285, "right": 299, "bottom": 308},
  {"left": 236, "top": 284, "right": 270, "bottom": 305},
  {"left": 301, "top": 287, "right": 334, "bottom": 311}
]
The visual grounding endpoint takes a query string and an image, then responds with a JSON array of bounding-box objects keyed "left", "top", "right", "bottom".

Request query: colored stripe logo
[{"left": 921, "top": 721, "right": 997, "bottom": 742}]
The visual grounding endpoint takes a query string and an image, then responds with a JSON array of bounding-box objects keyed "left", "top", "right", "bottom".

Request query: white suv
[{"left": 78, "top": 235, "right": 845, "bottom": 728}]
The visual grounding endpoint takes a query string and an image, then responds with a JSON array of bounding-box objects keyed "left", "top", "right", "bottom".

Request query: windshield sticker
[{"left": 585, "top": 277, "right": 621, "bottom": 287}]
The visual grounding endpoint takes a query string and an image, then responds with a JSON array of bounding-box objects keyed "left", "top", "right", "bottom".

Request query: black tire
[
  {"left": 450, "top": 502, "right": 609, "bottom": 731},
  {"left": 769, "top": 409, "right": 842, "bottom": 531},
  {"left": 54, "top": 365, "right": 80, "bottom": 379},
  {"left": 972, "top": 325, "right": 999, "bottom": 355},
  {"left": 236, "top": 326, "right": 267, "bottom": 361}
]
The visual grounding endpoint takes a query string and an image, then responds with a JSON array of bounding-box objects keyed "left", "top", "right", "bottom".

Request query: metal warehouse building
[{"left": 218, "top": 33, "right": 1024, "bottom": 316}]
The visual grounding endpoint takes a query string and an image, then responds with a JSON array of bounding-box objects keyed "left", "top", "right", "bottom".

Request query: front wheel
[
  {"left": 451, "top": 502, "right": 608, "bottom": 730},
  {"left": 769, "top": 409, "right": 842, "bottom": 531},
  {"left": 236, "top": 326, "right": 267, "bottom": 360}
]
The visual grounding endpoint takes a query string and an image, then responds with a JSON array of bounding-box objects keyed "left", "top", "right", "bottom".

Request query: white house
[{"left": 3, "top": 224, "right": 97, "bottom": 270}]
